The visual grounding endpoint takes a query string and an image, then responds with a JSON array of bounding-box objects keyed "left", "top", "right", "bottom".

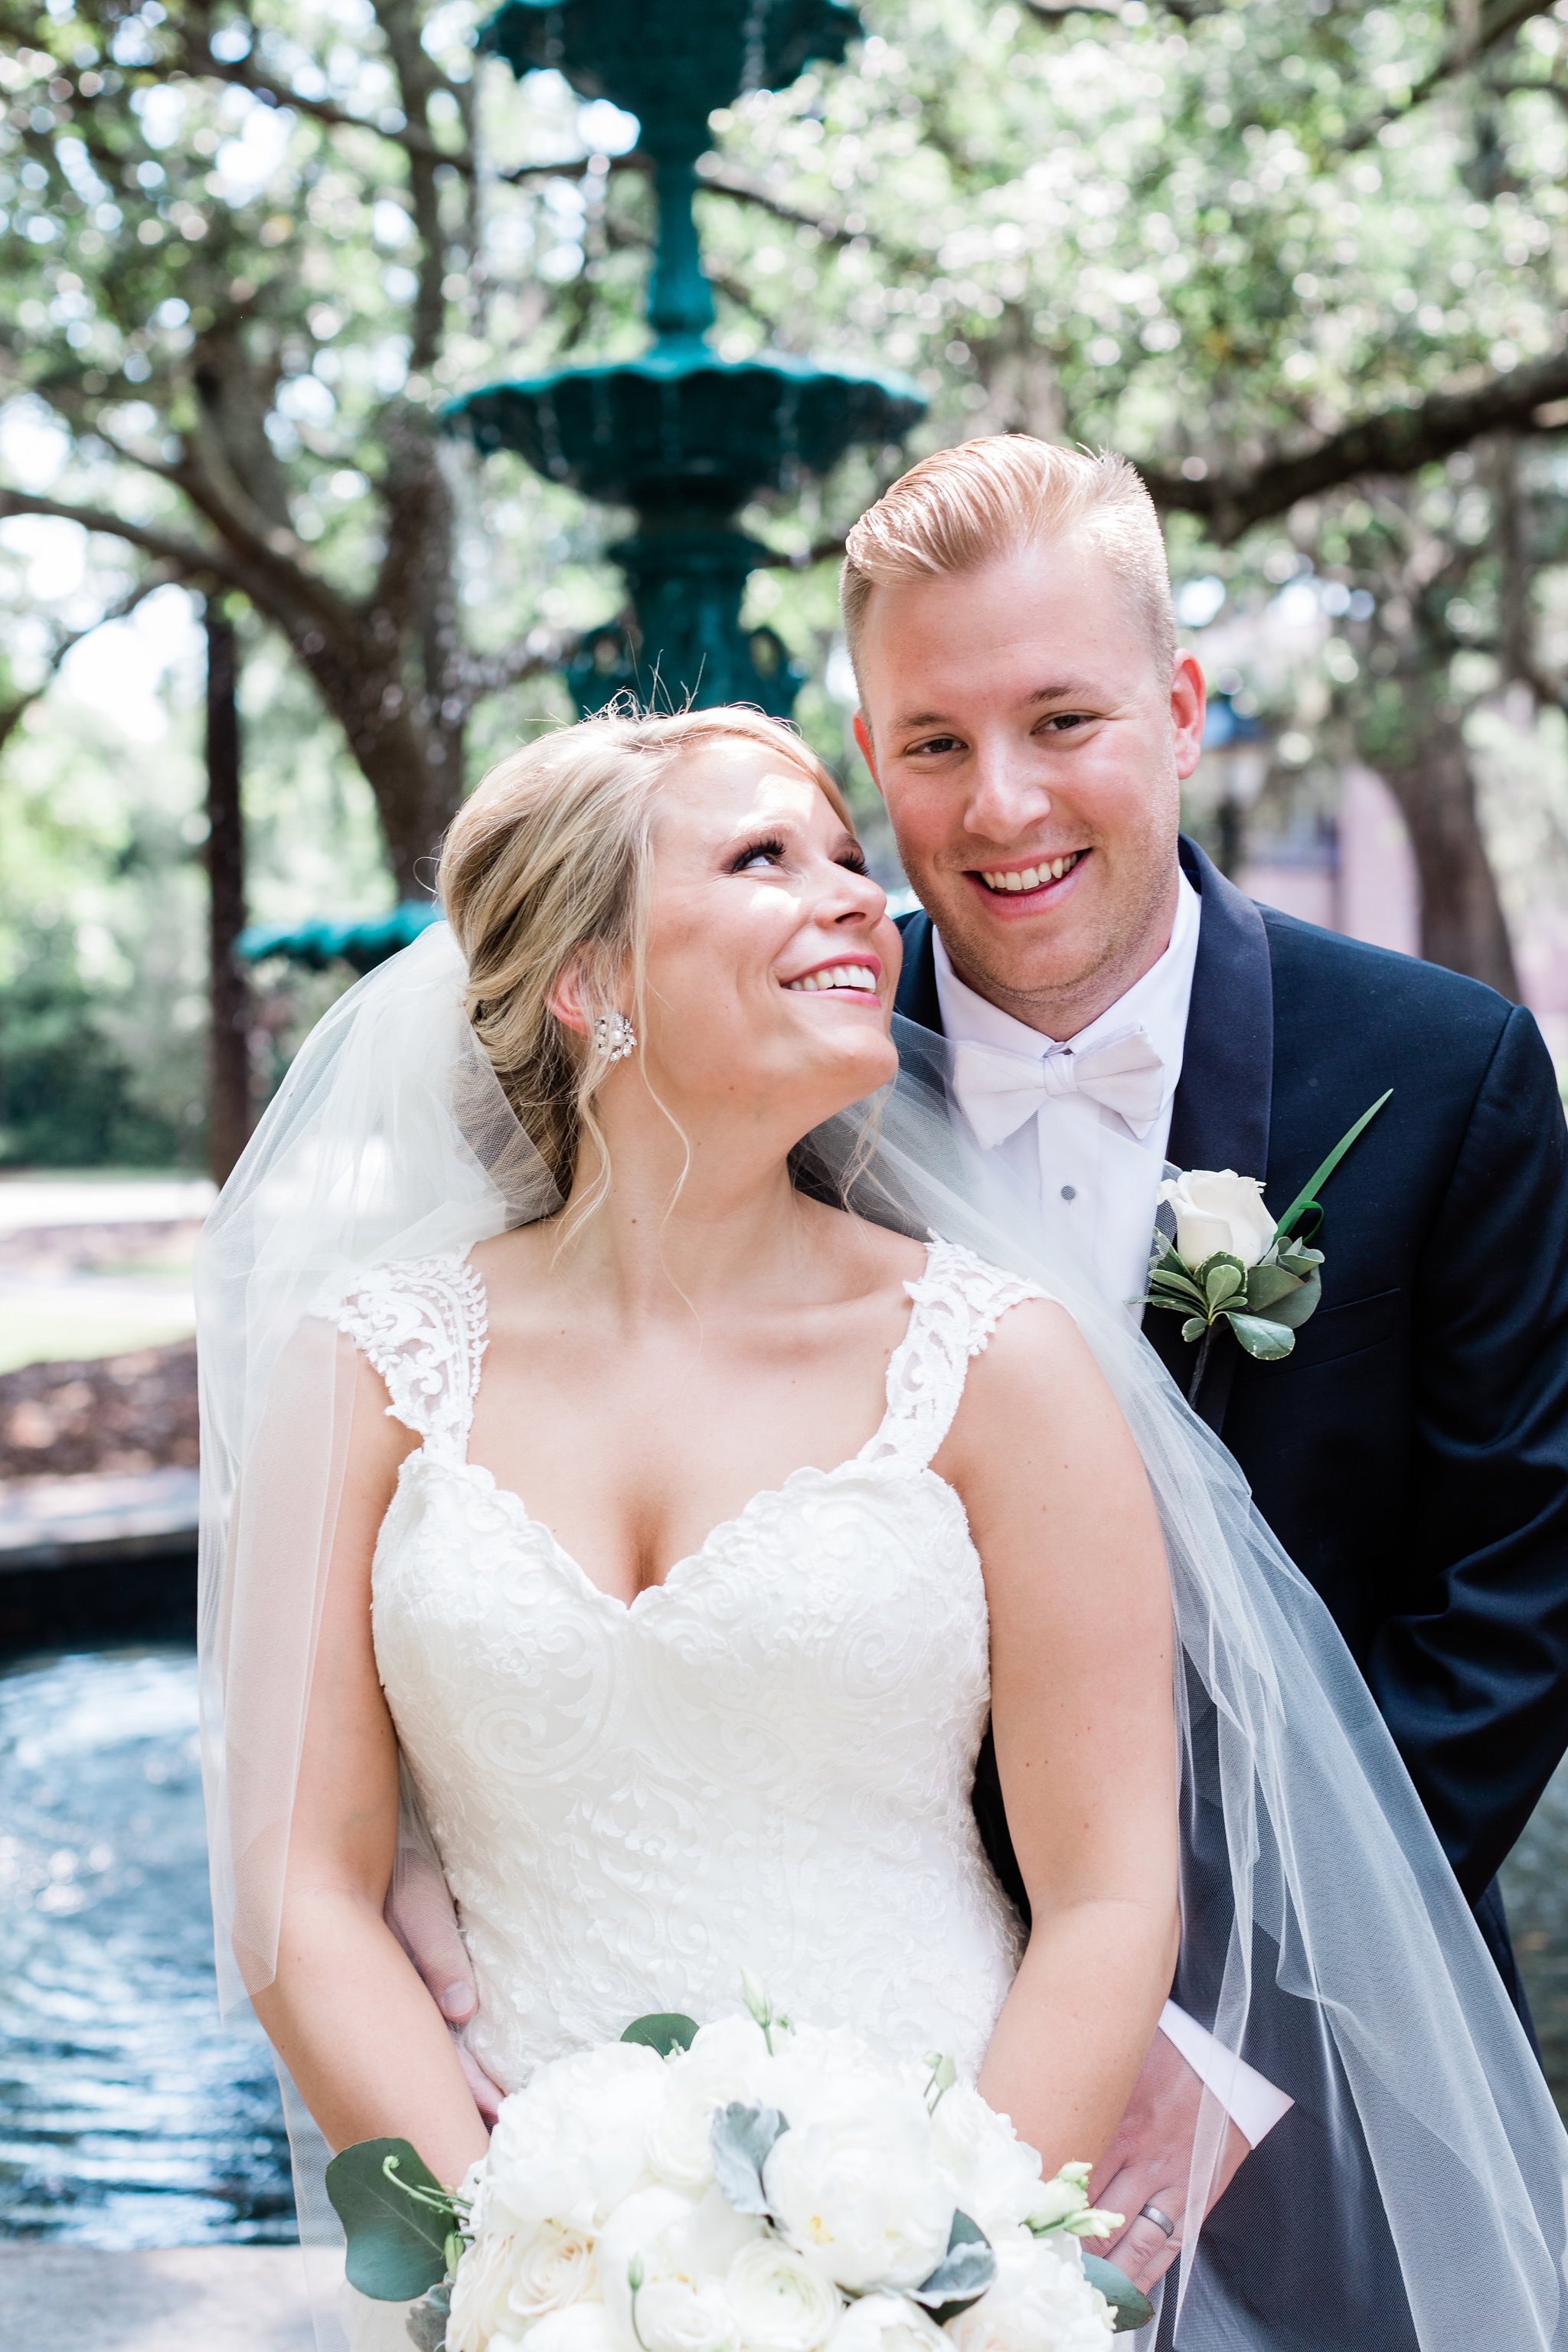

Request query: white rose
[
  {"left": 724, "top": 2237, "right": 843, "bottom": 2352},
  {"left": 763, "top": 2085, "right": 954, "bottom": 2293},
  {"left": 822, "top": 2293, "right": 948, "bottom": 2352},
  {"left": 449, "top": 2228, "right": 521, "bottom": 2352},
  {"left": 944, "top": 2240, "right": 1112, "bottom": 2352},
  {"left": 1158, "top": 1168, "right": 1276, "bottom": 1270},
  {"left": 521, "top": 2308, "right": 626, "bottom": 2352},
  {"left": 926, "top": 2085, "right": 1044, "bottom": 2244},
  {"left": 483, "top": 2043, "right": 669, "bottom": 2238},
  {"left": 508, "top": 2225, "right": 599, "bottom": 2321},
  {"left": 599, "top": 2184, "right": 764, "bottom": 2347},
  {"left": 632, "top": 2278, "right": 738, "bottom": 2352},
  {"left": 648, "top": 2016, "right": 775, "bottom": 2191}
]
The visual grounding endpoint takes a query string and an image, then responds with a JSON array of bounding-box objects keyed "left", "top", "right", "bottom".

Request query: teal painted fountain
[{"left": 446, "top": 0, "right": 926, "bottom": 717}]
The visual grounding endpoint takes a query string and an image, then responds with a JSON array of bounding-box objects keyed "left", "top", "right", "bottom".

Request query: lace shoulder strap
[
  {"left": 317, "top": 1251, "right": 487, "bottom": 1462},
  {"left": 862, "top": 1238, "right": 1047, "bottom": 1474}
]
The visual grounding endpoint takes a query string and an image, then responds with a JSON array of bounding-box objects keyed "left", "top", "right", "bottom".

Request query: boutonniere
[{"left": 1141, "top": 1091, "right": 1391, "bottom": 1395}]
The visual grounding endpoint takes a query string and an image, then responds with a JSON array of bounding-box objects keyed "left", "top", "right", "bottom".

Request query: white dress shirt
[{"left": 931, "top": 874, "right": 1292, "bottom": 2151}]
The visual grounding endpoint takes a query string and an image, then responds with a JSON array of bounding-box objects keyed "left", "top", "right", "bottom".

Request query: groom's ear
[{"left": 851, "top": 711, "right": 884, "bottom": 797}]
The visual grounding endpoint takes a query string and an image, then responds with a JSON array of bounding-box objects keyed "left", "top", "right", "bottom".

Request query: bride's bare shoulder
[{"left": 792, "top": 1194, "right": 929, "bottom": 1297}]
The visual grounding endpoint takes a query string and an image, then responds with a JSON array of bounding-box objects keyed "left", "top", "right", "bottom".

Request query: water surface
[{"left": 0, "top": 1644, "right": 295, "bottom": 2244}]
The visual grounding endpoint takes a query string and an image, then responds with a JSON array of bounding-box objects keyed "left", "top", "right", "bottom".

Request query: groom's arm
[{"left": 1366, "top": 1002, "right": 1568, "bottom": 1901}]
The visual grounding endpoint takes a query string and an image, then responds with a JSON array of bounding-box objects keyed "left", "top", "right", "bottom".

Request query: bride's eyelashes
[{"left": 727, "top": 835, "right": 871, "bottom": 879}]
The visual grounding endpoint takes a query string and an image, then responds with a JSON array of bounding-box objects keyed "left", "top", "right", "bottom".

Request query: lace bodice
[{"left": 325, "top": 1239, "right": 1042, "bottom": 2091}]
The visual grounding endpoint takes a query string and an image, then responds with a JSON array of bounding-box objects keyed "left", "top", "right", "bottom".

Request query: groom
[{"left": 842, "top": 433, "right": 1568, "bottom": 2329}]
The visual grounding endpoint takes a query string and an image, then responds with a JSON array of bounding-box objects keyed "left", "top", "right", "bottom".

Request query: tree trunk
[
  {"left": 204, "top": 602, "right": 251, "bottom": 1183},
  {"left": 1380, "top": 714, "right": 1520, "bottom": 999}
]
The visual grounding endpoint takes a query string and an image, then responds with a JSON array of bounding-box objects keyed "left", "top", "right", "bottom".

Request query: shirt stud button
[{"left": 1060, "top": 1184, "right": 1076, "bottom": 1201}]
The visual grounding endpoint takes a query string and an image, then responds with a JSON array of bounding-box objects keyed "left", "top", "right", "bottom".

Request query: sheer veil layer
[{"left": 197, "top": 923, "right": 1568, "bottom": 2350}]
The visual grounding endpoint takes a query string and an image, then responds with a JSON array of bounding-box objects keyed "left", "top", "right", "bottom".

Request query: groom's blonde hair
[
  {"left": 439, "top": 705, "right": 851, "bottom": 1218},
  {"left": 841, "top": 436, "right": 1174, "bottom": 693}
]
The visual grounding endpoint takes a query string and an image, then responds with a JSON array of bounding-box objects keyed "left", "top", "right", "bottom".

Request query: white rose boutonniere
[{"left": 1142, "top": 1091, "right": 1391, "bottom": 1389}]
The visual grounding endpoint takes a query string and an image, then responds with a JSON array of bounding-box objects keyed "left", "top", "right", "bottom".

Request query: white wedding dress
[{"left": 325, "top": 1235, "right": 1035, "bottom": 2092}]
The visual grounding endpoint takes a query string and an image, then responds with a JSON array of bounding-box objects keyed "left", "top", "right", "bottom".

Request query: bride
[{"left": 199, "top": 706, "right": 1568, "bottom": 2349}]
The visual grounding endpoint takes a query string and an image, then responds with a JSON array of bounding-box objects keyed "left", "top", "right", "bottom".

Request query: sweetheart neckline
[{"left": 397, "top": 1448, "right": 966, "bottom": 1617}]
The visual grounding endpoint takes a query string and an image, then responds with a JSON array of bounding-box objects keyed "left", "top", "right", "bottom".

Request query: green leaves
[
  {"left": 324, "top": 2139, "right": 461, "bottom": 2303},
  {"left": 622, "top": 2012, "right": 699, "bottom": 2057},
  {"left": 912, "top": 2210, "right": 998, "bottom": 2318},
  {"left": 1080, "top": 2254, "right": 1156, "bottom": 2334},
  {"left": 709, "top": 2101, "right": 789, "bottom": 2216},
  {"left": 1272, "top": 1092, "right": 1392, "bottom": 1242}
]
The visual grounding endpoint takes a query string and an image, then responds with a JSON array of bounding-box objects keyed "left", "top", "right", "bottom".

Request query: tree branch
[
  {"left": 0, "top": 566, "right": 177, "bottom": 756},
  {"left": 1140, "top": 345, "right": 1568, "bottom": 541},
  {"left": 0, "top": 487, "right": 240, "bottom": 583},
  {"left": 1342, "top": 0, "right": 1557, "bottom": 152}
]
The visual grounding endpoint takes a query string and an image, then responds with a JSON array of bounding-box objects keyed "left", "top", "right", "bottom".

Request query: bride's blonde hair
[{"left": 438, "top": 705, "right": 854, "bottom": 1205}]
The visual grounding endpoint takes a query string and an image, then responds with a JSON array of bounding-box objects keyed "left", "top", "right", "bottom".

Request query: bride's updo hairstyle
[{"left": 438, "top": 704, "right": 854, "bottom": 1203}]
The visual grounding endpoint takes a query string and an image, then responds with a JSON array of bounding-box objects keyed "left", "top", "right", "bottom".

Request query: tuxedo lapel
[
  {"left": 1146, "top": 838, "right": 1276, "bottom": 1433},
  {"left": 893, "top": 908, "right": 943, "bottom": 1034}
]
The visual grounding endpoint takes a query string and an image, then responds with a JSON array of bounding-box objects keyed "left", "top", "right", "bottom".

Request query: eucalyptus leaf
[
  {"left": 325, "top": 2139, "right": 456, "bottom": 2303},
  {"left": 710, "top": 2102, "right": 788, "bottom": 2216},
  {"left": 1267, "top": 1268, "right": 1322, "bottom": 1328},
  {"left": 1243, "top": 1261, "right": 1302, "bottom": 1313},
  {"left": 1225, "top": 1310, "right": 1298, "bottom": 1361},
  {"left": 1081, "top": 2254, "right": 1156, "bottom": 2334},
  {"left": 910, "top": 2210, "right": 998, "bottom": 2311},
  {"left": 622, "top": 2013, "right": 699, "bottom": 2057},
  {"left": 1204, "top": 1261, "right": 1244, "bottom": 1308}
]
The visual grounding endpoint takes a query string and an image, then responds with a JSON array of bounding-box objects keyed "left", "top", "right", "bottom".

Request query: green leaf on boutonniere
[
  {"left": 1243, "top": 1261, "right": 1302, "bottom": 1313},
  {"left": 1204, "top": 1260, "right": 1245, "bottom": 1309},
  {"left": 1267, "top": 1268, "right": 1322, "bottom": 1328},
  {"left": 1273, "top": 1089, "right": 1393, "bottom": 1241},
  {"left": 325, "top": 2139, "right": 459, "bottom": 2302},
  {"left": 1224, "top": 1311, "right": 1298, "bottom": 1361},
  {"left": 1181, "top": 1316, "right": 1207, "bottom": 1344}
]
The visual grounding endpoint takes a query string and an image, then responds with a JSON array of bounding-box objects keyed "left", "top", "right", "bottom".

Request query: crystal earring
[{"left": 594, "top": 1011, "right": 637, "bottom": 1061}]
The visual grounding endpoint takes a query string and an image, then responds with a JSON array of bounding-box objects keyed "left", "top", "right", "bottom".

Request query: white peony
[
  {"left": 598, "top": 2184, "right": 764, "bottom": 2347},
  {"left": 724, "top": 2236, "right": 843, "bottom": 2352},
  {"left": 822, "top": 2293, "right": 949, "bottom": 2352},
  {"left": 943, "top": 2239, "right": 1112, "bottom": 2352},
  {"left": 763, "top": 2081, "right": 954, "bottom": 2293},
  {"left": 647, "top": 2016, "right": 775, "bottom": 2192},
  {"left": 926, "top": 2086, "right": 1045, "bottom": 2244},
  {"left": 1158, "top": 1168, "right": 1276, "bottom": 1270},
  {"left": 482, "top": 2043, "right": 669, "bottom": 2238},
  {"left": 520, "top": 2308, "right": 626, "bottom": 2352}
]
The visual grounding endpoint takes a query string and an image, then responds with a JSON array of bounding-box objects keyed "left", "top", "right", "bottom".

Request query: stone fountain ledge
[{"left": 0, "top": 2244, "right": 313, "bottom": 2350}]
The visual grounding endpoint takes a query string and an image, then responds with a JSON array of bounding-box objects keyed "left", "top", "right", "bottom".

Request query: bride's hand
[{"left": 1086, "top": 2029, "right": 1250, "bottom": 2292}]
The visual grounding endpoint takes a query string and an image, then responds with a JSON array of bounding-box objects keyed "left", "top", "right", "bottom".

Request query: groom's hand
[
  {"left": 1086, "top": 2028, "right": 1250, "bottom": 2293},
  {"left": 385, "top": 1845, "right": 504, "bottom": 2128}
]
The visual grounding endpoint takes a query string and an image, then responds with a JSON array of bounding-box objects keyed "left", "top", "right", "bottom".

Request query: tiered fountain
[{"left": 448, "top": 0, "right": 926, "bottom": 717}]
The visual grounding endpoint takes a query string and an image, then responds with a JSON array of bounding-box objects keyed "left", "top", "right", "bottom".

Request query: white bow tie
[{"left": 950, "top": 1027, "right": 1167, "bottom": 1148}]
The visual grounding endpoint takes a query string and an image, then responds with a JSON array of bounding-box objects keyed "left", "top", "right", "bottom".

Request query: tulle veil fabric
[{"left": 197, "top": 922, "right": 1568, "bottom": 2350}]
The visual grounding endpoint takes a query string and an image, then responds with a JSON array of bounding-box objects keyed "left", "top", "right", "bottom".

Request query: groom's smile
[{"left": 851, "top": 532, "right": 1207, "bottom": 1040}]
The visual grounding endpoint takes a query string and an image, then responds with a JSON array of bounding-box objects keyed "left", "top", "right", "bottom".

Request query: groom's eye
[
  {"left": 1040, "top": 711, "right": 1092, "bottom": 733},
  {"left": 905, "top": 733, "right": 964, "bottom": 758}
]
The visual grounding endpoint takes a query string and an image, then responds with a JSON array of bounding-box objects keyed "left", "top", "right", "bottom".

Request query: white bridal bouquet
[{"left": 326, "top": 1978, "right": 1148, "bottom": 2352}]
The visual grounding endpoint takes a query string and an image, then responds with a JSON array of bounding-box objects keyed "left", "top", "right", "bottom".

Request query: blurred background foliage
[{"left": 5, "top": 0, "right": 1568, "bottom": 1160}]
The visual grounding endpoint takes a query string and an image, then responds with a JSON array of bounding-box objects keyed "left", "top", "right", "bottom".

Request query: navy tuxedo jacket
[{"left": 896, "top": 838, "right": 1568, "bottom": 1999}]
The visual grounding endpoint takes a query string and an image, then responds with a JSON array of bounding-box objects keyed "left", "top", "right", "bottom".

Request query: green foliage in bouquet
[
  {"left": 621, "top": 2012, "right": 699, "bottom": 2056},
  {"left": 1080, "top": 2252, "right": 1156, "bottom": 2334},
  {"left": 324, "top": 2137, "right": 466, "bottom": 2302}
]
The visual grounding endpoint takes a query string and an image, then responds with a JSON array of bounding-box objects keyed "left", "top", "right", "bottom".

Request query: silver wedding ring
[{"left": 1139, "top": 2202, "right": 1177, "bottom": 2238}]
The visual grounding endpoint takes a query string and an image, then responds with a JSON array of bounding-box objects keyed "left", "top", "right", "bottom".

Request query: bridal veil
[{"left": 197, "top": 920, "right": 1568, "bottom": 2350}]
